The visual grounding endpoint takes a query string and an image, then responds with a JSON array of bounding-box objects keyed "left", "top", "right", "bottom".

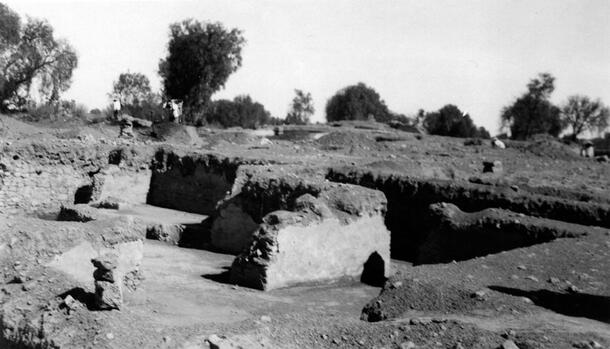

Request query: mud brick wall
[
  {"left": 147, "top": 149, "right": 269, "bottom": 215},
  {"left": 0, "top": 157, "right": 88, "bottom": 214}
]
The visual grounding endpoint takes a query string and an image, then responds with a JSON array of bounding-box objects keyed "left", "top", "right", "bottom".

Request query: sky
[{"left": 4, "top": 0, "right": 610, "bottom": 134}]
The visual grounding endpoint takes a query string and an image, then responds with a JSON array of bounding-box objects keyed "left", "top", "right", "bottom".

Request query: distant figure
[
  {"left": 171, "top": 99, "right": 183, "bottom": 124},
  {"left": 491, "top": 137, "right": 506, "bottom": 149},
  {"left": 581, "top": 141, "right": 594, "bottom": 158},
  {"left": 112, "top": 98, "right": 121, "bottom": 120}
]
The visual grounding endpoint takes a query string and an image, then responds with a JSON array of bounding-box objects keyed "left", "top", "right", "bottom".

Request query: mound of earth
[
  {"left": 152, "top": 122, "right": 203, "bottom": 145},
  {"left": 206, "top": 130, "right": 264, "bottom": 146},
  {"left": 361, "top": 277, "right": 482, "bottom": 322},
  {"left": 316, "top": 131, "right": 378, "bottom": 151},
  {"left": 506, "top": 134, "right": 580, "bottom": 160}
]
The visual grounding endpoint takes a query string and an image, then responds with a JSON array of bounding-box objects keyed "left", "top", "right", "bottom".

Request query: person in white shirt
[{"left": 112, "top": 98, "right": 121, "bottom": 120}]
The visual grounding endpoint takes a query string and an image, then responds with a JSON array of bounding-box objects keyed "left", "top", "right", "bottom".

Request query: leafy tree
[
  {"left": 111, "top": 72, "right": 152, "bottom": 105},
  {"left": 423, "top": 104, "right": 488, "bottom": 138},
  {"left": 159, "top": 19, "right": 245, "bottom": 120},
  {"left": 108, "top": 72, "right": 163, "bottom": 121},
  {"left": 325, "top": 82, "right": 391, "bottom": 122},
  {"left": 0, "top": 9, "right": 77, "bottom": 110},
  {"left": 0, "top": 3, "right": 20, "bottom": 50},
  {"left": 204, "top": 95, "right": 270, "bottom": 129},
  {"left": 501, "top": 73, "right": 562, "bottom": 140},
  {"left": 560, "top": 95, "right": 609, "bottom": 140},
  {"left": 285, "top": 89, "right": 314, "bottom": 125}
]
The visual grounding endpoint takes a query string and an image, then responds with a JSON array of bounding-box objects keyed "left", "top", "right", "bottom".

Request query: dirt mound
[
  {"left": 0, "top": 114, "right": 54, "bottom": 140},
  {"left": 506, "top": 134, "right": 580, "bottom": 160},
  {"left": 361, "top": 277, "right": 480, "bottom": 322},
  {"left": 152, "top": 122, "right": 202, "bottom": 145},
  {"left": 316, "top": 131, "right": 378, "bottom": 151},
  {"left": 206, "top": 130, "right": 262, "bottom": 145}
]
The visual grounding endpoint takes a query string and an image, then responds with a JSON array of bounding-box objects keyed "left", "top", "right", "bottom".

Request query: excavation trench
[{"left": 326, "top": 166, "right": 609, "bottom": 264}]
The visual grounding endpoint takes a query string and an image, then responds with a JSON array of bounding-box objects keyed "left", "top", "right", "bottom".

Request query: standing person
[
  {"left": 171, "top": 99, "right": 182, "bottom": 124},
  {"left": 112, "top": 98, "right": 121, "bottom": 120}
]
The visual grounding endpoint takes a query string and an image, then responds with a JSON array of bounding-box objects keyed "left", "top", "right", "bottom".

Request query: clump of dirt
[
  {"left": 506, "top": 134, "right": 580, "bottom": 160},
  {"left": 361, "top": 277, "right": 481, "bottom": 322}
]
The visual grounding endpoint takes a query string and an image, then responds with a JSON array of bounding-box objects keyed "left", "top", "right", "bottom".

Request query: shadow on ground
[
  {"left": 58, "top": 287, "right": 97, "bottom": 311},
  {"left": 201, "top": 266, "right": 232, "bottom": 285},
  {"left": 489, "top": 285, "right": 610, "bottom": 323}
]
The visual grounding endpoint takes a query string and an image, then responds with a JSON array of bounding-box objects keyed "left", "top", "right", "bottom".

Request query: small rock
[
  {"left": 525, "top": 275, "right": 539, "bottom": 282},
  {"left": 517, "top": 265, "right": 526, "bottom": 270},
  {"left": 400, "top": 341, "right": 416, "bottom": 349},
  {"left": 63, "top": 295, "right": 80, "bottom": 311},
  {"left": 321, "top": 334, "right": 328, "bottom": 340},
  {"left": 472, "top": 290, "right": 487, "bottom": 300},
  {"left": 520, "top": 297, "right": 533, "bottom": 304},
  {"left": 548, "top": 277, "right": 560, "bottom": 285},
  {"left": 94, "top": 280, "right": 122, "bottom": 310},
  {"left": 106, "top": 333, "right": 114, "bottom": 340},
  {"left": 567, "top": 285, "right": 581, "bottom": 293},
  {"left": 501, "top": 339, "right": 519, "bottom": 349},
  {"left": 260, "top": 315, "right": 271, "bottom": 323},
  {"left": 91, "top": 254, "right": 118, "bottom": 271},
  {"left": 391, "top": 281, "right": 403, "bottom": 289}
]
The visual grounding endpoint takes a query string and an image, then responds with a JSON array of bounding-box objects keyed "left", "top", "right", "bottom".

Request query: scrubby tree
[
  {"left": 0, "top": 7, "right": 77, "bottom": 110},
  {"left": 108, "top": 72, "right": 163, "bottom": 121},
  {"left": 423, "top": 104, "right": 489, "bottom": 138},
  {"left": 0, "top": 3, "right": 20, "bottom": 50},
  {"left": 111, "top": 72, "right": 152, "bottom": 105},
  {"left": 325, "top": 82, "right": 391, "bottom": 122},
  {"left": 204, "top": 95, "right": 270, "bottom": 129},
  {"left": 501, "top": 73, "right": 562, "bottom": 140},
  {"left": 158, "top": 19, "right": 245, "bottom": 120},
  {"left": 285, "top": 89, "right": 314, "bottom": 125},
  {"left": 560, "top": 95, "right": 609, "bottom": 140}
]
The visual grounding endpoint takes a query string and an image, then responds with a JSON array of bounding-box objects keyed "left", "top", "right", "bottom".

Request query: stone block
[{"left": 94, "top": 280, "right": 123, "bottom": 310}]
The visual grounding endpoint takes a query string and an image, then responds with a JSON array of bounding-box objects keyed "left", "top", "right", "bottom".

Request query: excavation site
[
  {"left": 0, "top": 118, "right": 608, "bottom": 349},
  {"left": 1, "top": 2, "right": 609, "bottom": 348}
]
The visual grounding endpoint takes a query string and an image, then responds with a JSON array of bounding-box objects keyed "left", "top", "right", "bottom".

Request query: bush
[
  {"left": 325, "top": 83, "right": 392, "bottom": 122},
  {"left": 423, "top": 104, "right": 490, "bottom": 138},
  {"left": 203, "top": 95, "right": 271, "bottom": 129}
]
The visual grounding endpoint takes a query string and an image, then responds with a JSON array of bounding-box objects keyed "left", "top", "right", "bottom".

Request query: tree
[
  {"left": 423, "top": 104, "right": 488, "bottom": 138},
  {"left": 204, "top": 95, "right": 270, "bottom": 129},
  {"left": 325, "top": 82, "right": 391, "bottom": 122},
  {"left": 0, "top": 3, "right": 20, "bottom": 50},
  {"left": 109, "top": 72, "right": 163, "bottom": 121},
  {"left": 285, "top": 89, "right": 314, "bottom": 125},
  {"left": 560, "top": 95, "right": 609, "bottom": 140},
  {"left": 111, "top": 72, "right": 152, "bottom": 105},
  {"left": 0, "top": 10, "right": 77, "bottom": 110},
  {"left": 158, "top": 19, "right": 245, "bottom": 120},
  {"left": 501, "top": 73, "right": 562, "bottom": 140}
]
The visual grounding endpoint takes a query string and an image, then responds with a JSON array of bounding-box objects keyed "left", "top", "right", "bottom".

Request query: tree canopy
[
  {"left": 204, "top": 95, "right": 271, "bottom": 129},
  {"left": 423, "top": 104, "right": 489, "bottom": 138},
  {"left": 285, "top": 89, "right": 314, "bottom": 125},
  {"left": 501, "top": 73, "right": 562, "bottom": 140},
  {"left": 0, "top": 5, "right": 77, "bottom": 110},
  {"left": 560, "top": 95, "right": 609, "bottom": 140},
  {"left": 158, "top": 19, "right": 245, "bottom": 120},
  {"left": 111, "top": 72, "right": 153, "bottom": 105},
  {"left": 325, "top": 83, "right": 391, "bottom": 122}
]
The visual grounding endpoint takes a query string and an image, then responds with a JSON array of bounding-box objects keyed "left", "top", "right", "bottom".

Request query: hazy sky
[{"left": 4, "top": 0, "right": 610, "bottom": 133}]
